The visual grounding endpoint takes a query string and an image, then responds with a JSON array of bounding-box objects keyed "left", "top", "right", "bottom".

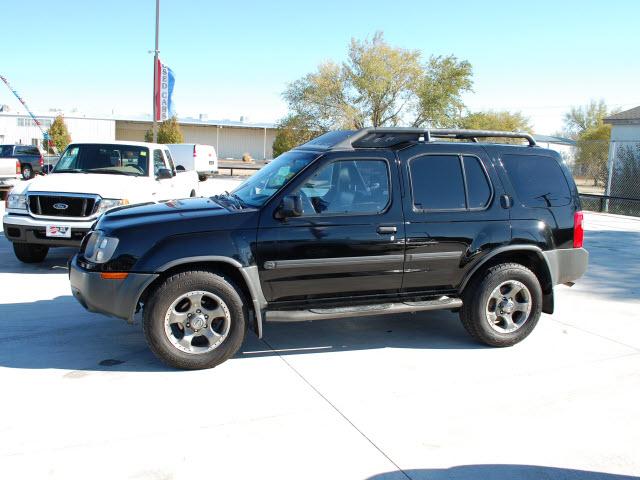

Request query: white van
[{"left": 167, "top": 144, "right": 218, "bottom": 181}]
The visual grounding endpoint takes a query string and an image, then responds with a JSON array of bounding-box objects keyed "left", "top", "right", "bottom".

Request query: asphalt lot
[{"left": 1, "top": 196, "right": 639, "bottom": 479}]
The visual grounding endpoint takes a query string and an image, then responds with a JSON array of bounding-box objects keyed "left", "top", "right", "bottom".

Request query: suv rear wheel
[
  {"left": 143, "top": 270, "right": 247, "bottom": 370},
  {"left": 13, "top": 243, "right": 49, "bottom": 263},
  {"left": 460, "top": 263, "right": 542, "bottom": 347}
]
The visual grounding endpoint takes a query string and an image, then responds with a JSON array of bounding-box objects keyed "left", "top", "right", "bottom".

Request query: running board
[{"left": 265, "top": 296, "right": 462, "bottom": 323}]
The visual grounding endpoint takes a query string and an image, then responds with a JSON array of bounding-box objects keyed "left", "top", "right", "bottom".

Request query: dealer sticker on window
[{"left": 46, "top": 225, "right": 72, "bottom": 238}]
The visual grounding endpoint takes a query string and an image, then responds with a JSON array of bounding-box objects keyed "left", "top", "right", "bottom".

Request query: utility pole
[{"left": 152, "top": 0, "right": 160, "bottom": 143}]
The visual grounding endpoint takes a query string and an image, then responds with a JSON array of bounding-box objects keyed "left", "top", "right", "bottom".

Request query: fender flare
[
  {"left": 458, "top": 245, "right": 553, "bottom": 293},
  {"left": 135, "top": 255, "right": 267, "bottom": 338}
]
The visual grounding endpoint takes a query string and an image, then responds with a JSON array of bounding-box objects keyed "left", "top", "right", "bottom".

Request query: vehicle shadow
[
  {"left": 0, "top": 294, "right": 480, "bottom": 372},
  {"left": 581, "top": 229, "right": 640, "bottom": 302},
  {"left": 367, "top": 465, "right": 639, "bottom": 479},
  {"left": 0, "top": 233, "right": 76, "bottom": 274}
]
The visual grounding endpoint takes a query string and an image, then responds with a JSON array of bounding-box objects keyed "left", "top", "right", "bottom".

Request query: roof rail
[{"left": 333, "top": 127, "right": 537, "bottom": 149}]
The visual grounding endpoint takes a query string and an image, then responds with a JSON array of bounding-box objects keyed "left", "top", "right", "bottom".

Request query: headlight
[
  {"left": 95, "top": 198, "right": 129, "bottom": 215},
  {"left": 84, "top": 230, "right": 119, "bottom": 263},
  {"left": 7, "top": 194, "right": 27, "bottom": 210}
]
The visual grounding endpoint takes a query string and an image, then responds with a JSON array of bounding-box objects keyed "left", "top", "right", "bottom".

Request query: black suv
[
  {"left": 0, "top": 144, "right": 44, "bottom": 179},
  {"left": 69, "top": 128, "right": 589, "bottom": 370}
]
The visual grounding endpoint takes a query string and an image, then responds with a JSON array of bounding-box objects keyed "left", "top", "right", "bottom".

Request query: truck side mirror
[
  {"left": 156, "top": 168, "right": 173, "bottom": 180},
  {"left": 275, "top": 194, "right": 303, "bottom": 219}
]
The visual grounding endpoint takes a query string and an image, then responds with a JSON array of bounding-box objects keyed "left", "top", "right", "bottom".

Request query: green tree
[
  {"left": 47, "top": 115, "right": 71, "bottom": 153},
  {"left": 281, "top": 31, "right": 473, "bottom": 131},
  {"left": 272, "top": 114, "right": 319, "bottom": 158},
  {"left": 575, "top": 123, "right": 612, "bottom": 186},
  {"left": 459, "top": 110, "right": 532, "bottom": 132},
  {"left": 144, "top": 116, "right": 184, "bottom": 143},
  {"left": 563, "top": 99, "right": 609, "bottom": 137}
]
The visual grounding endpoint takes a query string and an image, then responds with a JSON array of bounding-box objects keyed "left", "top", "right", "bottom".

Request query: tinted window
[
  {"left": 0, "top": 146, "right": 13, "bottom": 157},
  {"left": 153, "top": 150, "right": 166, "bottom": 175},
  {"left": 410, "top": 155, "right": 465, "bottom": 210},
  {"left": 295, "top": 160, "right": 390, "bottom": 215},
  {"left": 503, "top": 154, "right": 571, "bottom": 207},
  {"left": 463, "top": 156, "right": 492, "bottom": 208}
]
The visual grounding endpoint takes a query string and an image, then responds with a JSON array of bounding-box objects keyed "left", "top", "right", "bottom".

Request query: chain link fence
[{"left": 566, "top": 140, "right": 640, "bottom": 217}]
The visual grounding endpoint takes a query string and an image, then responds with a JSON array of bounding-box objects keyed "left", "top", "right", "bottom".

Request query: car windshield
[
  {"left": 231, "top": 150, "right": 318, "bottom": 207},
  {"left": 53, "top": 144, "right": 149, "bottom": 176}
]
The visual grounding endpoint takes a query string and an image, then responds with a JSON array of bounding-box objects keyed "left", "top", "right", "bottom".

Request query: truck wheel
[
  {"left": 22, "top": 165, "right": 34, "bottom": 180},
  {"left": 198, "top": 174, "right": 207, "bottom": 182},
  {"left": 13, "top": 243, "right": 49, "bottom": 263},
  {"left": 143, "top": 270, "right": 247, "bottom": 370},
  {"left": 460, "top": 263, "right": 542, "bottom": 347}
]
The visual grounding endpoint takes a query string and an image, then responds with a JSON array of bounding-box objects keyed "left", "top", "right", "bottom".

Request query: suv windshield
[
  {"left": 231, "top": 150, "right": 318, "bottom": 207},
  {"left": 53, "top": 144, "right": 149, "bottom": 176}
]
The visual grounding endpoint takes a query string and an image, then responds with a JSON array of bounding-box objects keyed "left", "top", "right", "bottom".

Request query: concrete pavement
[{"left": 0, "top": 208, "right": 638, "bottom": 480}]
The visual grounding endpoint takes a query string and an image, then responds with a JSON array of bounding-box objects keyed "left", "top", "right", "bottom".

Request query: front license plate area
[{"left": 46, "top": 225, "right": 72, "bottom": 238}]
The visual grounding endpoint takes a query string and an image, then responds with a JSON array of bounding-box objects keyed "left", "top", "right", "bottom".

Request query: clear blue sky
[{"left": 1, "top": 0, "right": 639, "bottom": 133}]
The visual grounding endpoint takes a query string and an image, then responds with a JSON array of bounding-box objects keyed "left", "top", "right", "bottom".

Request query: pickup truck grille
[{"left": 28, "top": 195, "right": 97, "bottom": 218}]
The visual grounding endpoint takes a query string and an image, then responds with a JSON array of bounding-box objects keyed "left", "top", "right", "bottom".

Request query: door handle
[{"left": 377, "top": 226, "right": 397, "bottom": 234}]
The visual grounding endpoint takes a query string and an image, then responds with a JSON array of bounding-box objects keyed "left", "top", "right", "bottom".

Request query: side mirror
[
  {"left": 275, "top": 194, "right": 303, "bottom": 219},
  {"left": 156, "top": 168, "right": 173, "bottom": 180}
]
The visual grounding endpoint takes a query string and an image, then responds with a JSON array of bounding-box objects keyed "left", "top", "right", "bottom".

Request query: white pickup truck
[{"left": 3, "top": 141, "right": 200, "bottom": 263}]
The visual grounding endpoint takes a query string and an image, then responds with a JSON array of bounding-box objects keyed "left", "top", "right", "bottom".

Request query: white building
[
  {"left": 0, "top": 112, "right": 277, "bottom": 160},
  {"left": 604, "top": 106, "right": 640, "bottom": 141}
]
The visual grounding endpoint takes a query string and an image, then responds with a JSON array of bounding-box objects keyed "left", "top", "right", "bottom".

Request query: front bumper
[
  {"left": 69, "top": 255, "right": 158, "bottom": 323},
  {"left": 543, "top": 247, "right": 589, "bottom": 286},
  {"left": 3, "top": 213, "right": 95, "bottom": 247}
]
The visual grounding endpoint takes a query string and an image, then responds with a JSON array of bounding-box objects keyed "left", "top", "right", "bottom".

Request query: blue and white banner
[{"left": 155, "top": 59, "right": 176, "bottom": 121}]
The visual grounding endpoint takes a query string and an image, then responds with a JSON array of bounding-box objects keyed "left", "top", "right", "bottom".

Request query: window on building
[{"left": 502, "top": 154, "right": 571, "bottom": 207}]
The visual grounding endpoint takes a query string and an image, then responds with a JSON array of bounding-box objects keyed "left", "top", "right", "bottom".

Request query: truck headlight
[
  {"left": 7, "top": 194, "right": 27, "bottom": 210},
  {"left": 84, "top": 230, "right": 119, "bottom": 264},
  {"left": 95, "top": 198, "right": 129, "bottom": 215}
]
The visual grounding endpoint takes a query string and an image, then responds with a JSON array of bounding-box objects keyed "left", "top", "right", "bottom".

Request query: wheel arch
[
  {"left": 135, "top": 256, "right": 265, "bottom": 337},
  {"left": 459, "top": 246, "right": 554, "bottom": 314}
]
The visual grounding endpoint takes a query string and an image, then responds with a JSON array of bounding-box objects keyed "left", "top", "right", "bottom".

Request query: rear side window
[
  {"left": 410, "top": 155, "right": 466, "bottom": 210},
  {"left": 463, "top": 156, "right": 492, "bottom": 208},
  {"left": 502, "top": 154, "right": 571, "bottom": 207},
  {"left": 0, "top": 146, "right": 13, "bottom": 157},
  {"left": 409, "top": 154, "right": 492, "bottom": 210}
]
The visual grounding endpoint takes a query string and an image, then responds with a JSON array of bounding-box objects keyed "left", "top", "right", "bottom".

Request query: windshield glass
[
  {"left": 231, "top": 150, "right": 318, "bottom": 207},
  {"left": 53, "top": 144, "right": 149, "bottom": 176}
]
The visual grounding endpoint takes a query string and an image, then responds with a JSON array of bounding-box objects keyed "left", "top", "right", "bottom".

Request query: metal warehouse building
[{"left": 0, "top": 112, "right": 277, "bottom": 160}]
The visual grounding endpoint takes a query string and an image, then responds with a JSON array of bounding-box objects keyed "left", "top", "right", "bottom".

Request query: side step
[{"left": 265, "top": 296, "right": 462, "bottom": 323}]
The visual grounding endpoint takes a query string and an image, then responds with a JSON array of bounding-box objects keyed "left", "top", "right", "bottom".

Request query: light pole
[{"left": 152, "top": 0, "right": 160, "bottom": 143}]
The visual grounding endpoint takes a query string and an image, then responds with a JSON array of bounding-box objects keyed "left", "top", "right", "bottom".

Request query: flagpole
[{"left": 152, "top": 0, "right": 160, "bottom": 143}]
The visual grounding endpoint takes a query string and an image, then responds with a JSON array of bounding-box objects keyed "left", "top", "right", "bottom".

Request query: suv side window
[
  {"left": 502, "top": 154, "right": 571, "bottom": 207},
  {"left": 409, "top": 154, "right": 493, "bottom": 211},
  {"left": 463, "top": 155, "right": 492, "bottom": 208},
  {"left": 295, "top": 159, "right": 390, "bottom": 215},
  {"left": 0, "top": 146, "right": 13, "bottom": 157},
  {"left": 410, "top": 155, "right": 466, "bottom": 210}
]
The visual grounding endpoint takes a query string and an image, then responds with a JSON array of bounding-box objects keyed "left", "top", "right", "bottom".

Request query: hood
[
  {"left": 97, "top": 196, "right": 259, "bottom": 235},
  {"left": 14, "top": 172, "right": 148, "bottom": 199}
]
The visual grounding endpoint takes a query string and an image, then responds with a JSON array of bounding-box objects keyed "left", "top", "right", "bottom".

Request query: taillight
[
  {"left": 39, "top": 155, "right": 44, "bottom": 167},
  {"left": 573, "top": 211, "right": 584, "bottom": 248},
  {"left": 16, "top": 160, "right": 20, "bottom": 174},
  {"left": 193, "top": 145, "right": 197, "bottom": 157}
]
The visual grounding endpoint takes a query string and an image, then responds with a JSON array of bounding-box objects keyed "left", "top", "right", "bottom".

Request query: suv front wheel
[
  {"left": 460, "top": 263, "right": 542, "bottom": 347},
  {"left": 143, "top": 270, "right": 247, "bottom": 370}
]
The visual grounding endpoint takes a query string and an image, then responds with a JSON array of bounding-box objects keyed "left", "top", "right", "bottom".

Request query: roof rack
[{"left": 332, "top": 127, "right": 537, "bottom": 149}]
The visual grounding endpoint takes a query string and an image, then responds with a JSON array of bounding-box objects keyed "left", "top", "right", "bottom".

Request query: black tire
[
  {"left": 13, "top": 243, "right": 49, "bottom": 263},
  {"left": 22, "top": 165, "right": 34, "bottom": 180},
  {"left": 198, "top": 174, "right": 207, "bottom": 182},
  {"left": 460, "top": 263, "right": 542, "bottom": 347},
  {"left": 143, "top": 270, "right": 247, "bottom": 370}
]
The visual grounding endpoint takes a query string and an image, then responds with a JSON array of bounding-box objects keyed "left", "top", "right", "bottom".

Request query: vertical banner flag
[{"left": 155, "top": 59, "right": 175, "bottom": 121}]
